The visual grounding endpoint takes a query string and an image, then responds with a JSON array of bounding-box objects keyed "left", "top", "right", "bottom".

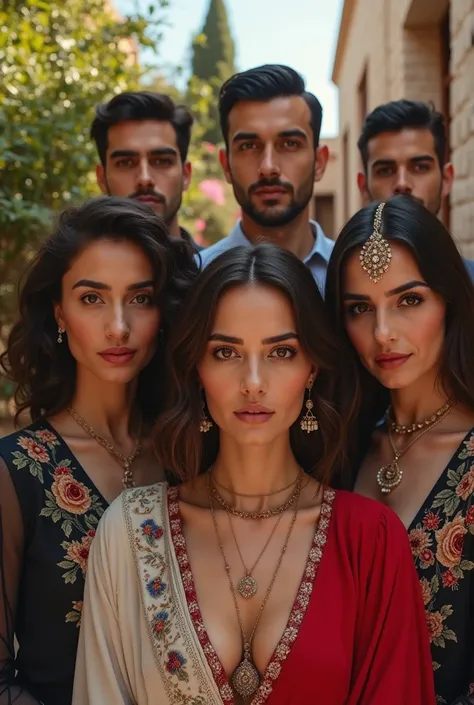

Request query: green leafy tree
[
  {"left": 0, "top": 0, "right": 168, "bottom": 377},
  {"left": 190, "top": 0, "right": 236, "bottom": 143}
]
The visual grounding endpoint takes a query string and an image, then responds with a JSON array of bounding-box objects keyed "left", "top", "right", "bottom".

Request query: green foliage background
[{"left": 0, "top": 0, "right": 238, "bottom": 408}]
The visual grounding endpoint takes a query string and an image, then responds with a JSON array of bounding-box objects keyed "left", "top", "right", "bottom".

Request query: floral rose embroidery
[
  {"left": 151, "top": 610, "right": 170, "bottom": 639},
  {"left": 436, "top": 515, "right": 467, "bottom": 568},
  {"left": 409, "top": 527, "right": 431, "bottom": 558},
  {"left": 52, "top": 473, "right": 92, "bottom": 515},
  {"left": 466, "top": 507, "right": 474, "bottom": 526},
  {"left": 426, "top": 611, "right": 444, "bottom": 642},
  {"left": 456, "top": 468, "right": 474, "bottom": 500},
  {"left": 420, "top": 578, "right": 432, "bottom": 605},
  {"left": 462, "top": 437, "right": 474, "bottom": 456},
  {"left": 419, "top": 549, "right": 435, "bottom": 568},
  {"left": 441, "top": 570, "right": 459, "bottom": 589},
  {"left": 166, "top": 650, "right": 188, "bottom": 680},
  {"left": 65, "top": 601, "right": 83, "bottom": 628},
  {"left": 64, "top": 531, "right": 95, "bottom": 575},
  {"left": 35, "top": 429, "right": 59, "bottom": 446},
  {"left": 423, "top": 512, "right": 440, "bottom": 531},
  {"left": 18, "top": 436, "right": 49, "bottom": 463},
  {"left": 54, "top": 465, "right": 72, "bottom": 477}
]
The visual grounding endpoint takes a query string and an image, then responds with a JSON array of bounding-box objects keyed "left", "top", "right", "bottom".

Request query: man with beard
[
  {"left": 91, "top": 91, "right": 202, "bottom": 251},
  {"left": 198, "top": 64, "right": 333, "bottom": 291},
  {"left": 357, "top": 99, "right": 474, "bottom": 278}
]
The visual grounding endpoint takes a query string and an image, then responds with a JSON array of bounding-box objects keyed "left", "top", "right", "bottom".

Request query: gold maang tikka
[{"left": 359, "top": 202, "right": 392, "bottom": 283}]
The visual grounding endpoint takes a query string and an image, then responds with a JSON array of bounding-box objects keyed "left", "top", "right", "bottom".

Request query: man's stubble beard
[
  {"left": 229, "top": 165, "right": 316, "bottom": 228},
  {"left": 104, "top": 177, "right": 183, "bottom": 227}
]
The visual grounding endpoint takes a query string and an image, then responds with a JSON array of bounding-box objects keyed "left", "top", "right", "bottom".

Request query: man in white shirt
[{"left": 198, "top": 64, "right": 334, "bottom": 292}]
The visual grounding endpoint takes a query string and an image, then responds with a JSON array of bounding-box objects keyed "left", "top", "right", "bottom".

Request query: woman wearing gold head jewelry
[{"left": 326, "top": 194, "right": 474, "bottom": 705}]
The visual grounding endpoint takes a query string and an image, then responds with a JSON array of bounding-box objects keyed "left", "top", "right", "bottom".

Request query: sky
[{"left": 114, "top": 0, "right": 344, "bottom": 137}]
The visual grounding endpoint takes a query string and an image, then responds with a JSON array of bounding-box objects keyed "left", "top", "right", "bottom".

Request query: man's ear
[
  {"left": 219, "top": 148, "right": 232, "bottom": 185},
  {"left": 314, "top": 145, "right": 329, "bottom": 183},
  {"left": 182, "top": 161, "right": 192, "bottom": 192},
  {"left": 96, "top": 164, "right": 107, "bottom": 194},
  {"left": 441, "top": 162, "right": 454, "bottom": 199},
  {"left": 357, "top": 171, "right": 371, "bottom": 206}
]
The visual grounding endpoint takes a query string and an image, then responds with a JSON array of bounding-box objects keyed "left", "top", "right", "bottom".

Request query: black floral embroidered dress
[
  {"left": 0, "top": 420, "right": 106, "bottom": 705},
  {"left": 407, "top": 429, "right": 474, "bottom": 704}
]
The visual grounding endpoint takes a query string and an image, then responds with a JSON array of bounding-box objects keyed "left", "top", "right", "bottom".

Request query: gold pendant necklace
[
  {"left": 226, "top": 509, "right": 284, "bottom": 599},
  {"left": 377, "top": 399, "right": 456, "bottom": 494},
  {"left": 208, "top": 474, "right": 298, "bottom": 699},
  {"left": 67, "top": 407, "right": 141, "bottom": 489}
]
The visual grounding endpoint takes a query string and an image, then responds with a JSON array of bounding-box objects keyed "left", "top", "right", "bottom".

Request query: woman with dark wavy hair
[
  {"left": 0, "top": 196, "right": 197, "bottom": 705},
  {"left": 73, "top": 244, "right": 434, "bottom": 705},
  {"left": 325, "top": 194, "right": 474, "bottom": 705}
]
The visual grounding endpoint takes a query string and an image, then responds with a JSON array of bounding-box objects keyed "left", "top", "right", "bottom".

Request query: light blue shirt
[{"left": 197, "top": 219, "right": 335, "bottom": 294}]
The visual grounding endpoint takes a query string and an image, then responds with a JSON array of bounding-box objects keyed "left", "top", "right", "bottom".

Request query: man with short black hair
[
  {"left": 199, "top": 64, "right": 333, "bottom": 292},
  {"left": 91, "top": 91, "right": 202, "bottom": 251},
  {"left": 357, "top": 99, "right": 474, "bottom": 277}
]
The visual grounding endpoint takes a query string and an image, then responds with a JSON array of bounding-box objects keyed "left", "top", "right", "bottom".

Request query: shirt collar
[{"left": 231, "top": 219, "right": 332, "bottom": 263}]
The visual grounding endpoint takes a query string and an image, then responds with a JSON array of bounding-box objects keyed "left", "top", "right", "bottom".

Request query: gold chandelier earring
[
  {"left": 199, "top": 395, "right": 213, "bottom": 433},
  {"left": 300, "top": 378, "right": 318, "bottom": 433}
]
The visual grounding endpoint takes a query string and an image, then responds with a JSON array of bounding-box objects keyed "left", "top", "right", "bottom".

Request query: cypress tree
[{"left": 191, "top": 0, "right": 236, "bottom": 143}]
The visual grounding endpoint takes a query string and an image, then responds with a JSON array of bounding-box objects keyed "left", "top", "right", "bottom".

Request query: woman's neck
[
  {"left": 210, "top": 433, "right": 302, "bottom": 513},
  {"left": 390, "top": 375, "right": 450, "bottom": 428},
  {"left": 66, "top": 367, "right": 139, "bottom": 446}
]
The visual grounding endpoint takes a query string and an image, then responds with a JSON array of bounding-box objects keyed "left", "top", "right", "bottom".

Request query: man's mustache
[
  {"left": 129, "top": 189, "right": 166, "bottom": 203},
  {"left": 248, "top": 178, "right": 294, "bottom": 196}
]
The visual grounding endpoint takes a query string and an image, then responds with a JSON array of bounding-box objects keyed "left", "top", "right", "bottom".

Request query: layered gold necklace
[
  {"left": 208, "top": 473, "right": 299, "bottom": 699},
  {"left": 377, "top": 399, "right": 456, "bottom": 494}
]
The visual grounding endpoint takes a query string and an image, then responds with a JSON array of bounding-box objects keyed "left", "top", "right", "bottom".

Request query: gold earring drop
[
  {"left": 200, "top": 399, "right": 213, "bottom": 433},
  {"left": 300, "top": 382, "right": 318, "bottom": 433},
  {"left": 57, "top": 327, "right": 65, "bottom": 344}
]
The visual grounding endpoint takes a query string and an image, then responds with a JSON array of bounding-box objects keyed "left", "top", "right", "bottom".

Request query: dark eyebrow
[
  {"left": 127, "top": 280, "right": 155, "bottom": 291},
  {"left": 148, "top": 147, "right": 178, "bottom": 157},
  {"left": 110, "top": 148, "right": 178, "bottom": 159},
  {"left": 109, "top": 149, "right": 138, "bottom": 159},
  {"left": 277, "top": 129, "right": 308, "bottom": 141},
  {"left": 72, "top": 279, "right": 154, "bottom": 291},
  {"left": 343, "top": 280, "right": 429, "bottom": 302},
  {"left": 72, "top": 279, "right": 109, "bottom": 290},
  {"left": 370, "top": 158, "right": 396, "bottom": 169},
  {"left": 385, "top": 280, "right": 429, "bottom": 296},
  {"left": 410, "top": 155, "right": 435, "bottom": 163},
  {"left": 209, "top": 333, "right": 243, "bottom": 344},
  {"left": 261, "top": 332, "right": 299, "bottom": 344},
  {"left": 232, "top": 131, "right": 259, "bottom": 144},
  {"left": 208, "top": 332, "right": 299, "bottom": 345},
  {"left": 371, "top": 155, "right": 435, "bottom": 169}
]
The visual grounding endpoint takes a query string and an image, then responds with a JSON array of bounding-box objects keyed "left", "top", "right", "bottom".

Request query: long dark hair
[
  {"left": 325, "top": 195, "right": 474, "bottom": 439},
  {"left": 1, "top": 197, "right": 198, "bottom": 424},
  {"left": 154, "top": 244, "right": 353, "bottom": 486}
]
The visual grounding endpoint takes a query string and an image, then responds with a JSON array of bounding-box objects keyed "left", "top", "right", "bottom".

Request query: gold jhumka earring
[
  {"left": 199, "top": 397, "right": 213, "bottom": 433},
  {"left": 359, "top": 202, "right": 392, "bottom": 283},
  {"left": 300, "top": 378, "right": 318, "bottom": 433}
]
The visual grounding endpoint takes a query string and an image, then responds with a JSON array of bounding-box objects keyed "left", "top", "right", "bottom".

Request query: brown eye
[
  {"left": 81, "top": 293, "right": 101, "bottom": 305},
  {"left": 270, "top": 346, "right": 296, "bottom": 360},
  {"left": 213, "top": 346, "right": 236, "bottom": 360}
]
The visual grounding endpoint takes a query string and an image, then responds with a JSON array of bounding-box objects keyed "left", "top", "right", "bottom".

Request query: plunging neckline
[{"left": 167, "top": 485, "right": 335, "bottom": 705}]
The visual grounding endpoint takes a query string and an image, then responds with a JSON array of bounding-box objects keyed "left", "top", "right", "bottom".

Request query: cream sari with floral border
[{"left": 73, "top": 483, "right": 228, "bottom": 705}]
